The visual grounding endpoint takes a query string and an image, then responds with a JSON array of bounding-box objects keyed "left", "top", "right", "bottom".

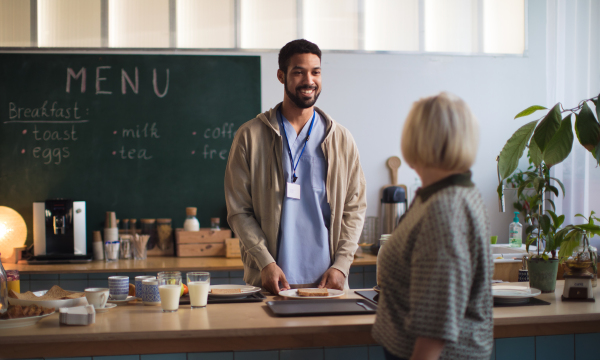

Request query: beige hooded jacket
[{"left": 224, "top": 103, "right": 367, "bottom": 287}]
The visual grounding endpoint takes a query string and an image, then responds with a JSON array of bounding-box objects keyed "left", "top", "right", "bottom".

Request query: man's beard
[{"left": 284, "top": 76, "right": 320, "bottom": 109}]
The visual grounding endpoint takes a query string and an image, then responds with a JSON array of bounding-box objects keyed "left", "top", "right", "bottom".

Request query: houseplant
[
  {"left": 497, "top": 94, "right": 600, "bottom": 291},
  {"left": 556, "top": 211, "right": 600, "bottom": 286},
  {"left": 524, "top": 209, "right": 563, "bottom": 292}
]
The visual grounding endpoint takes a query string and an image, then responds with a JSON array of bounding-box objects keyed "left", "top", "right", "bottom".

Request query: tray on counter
[
  {"left": 354, "top": 290, "right": 379, "bottom": 305},
  {"left": 179, "top": 292, "right": 266, "bottom": 304},
  {"left": 266, "top": 299, "right": 377, "bottom": 317}
]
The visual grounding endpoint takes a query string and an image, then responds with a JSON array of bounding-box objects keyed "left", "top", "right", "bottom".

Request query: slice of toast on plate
[
  {"left": 297, "top": 288, "right": 329, "bottom": 297},
  {"left": 211, "top": 288, "right": 242, "bottom": 294}
]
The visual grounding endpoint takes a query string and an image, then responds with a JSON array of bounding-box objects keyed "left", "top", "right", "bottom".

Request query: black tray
[
  {"left": 354, "top": 290, "right": 379, "bottom": 304},
  {"left": 493, "top": 297, "right": 551, "bottom": 307},
  {"left": 180, "top": 292, "right": 266, "bottom": 304},
  {"left": 266, "top": 299, "right": 377, "bottom": 317}
]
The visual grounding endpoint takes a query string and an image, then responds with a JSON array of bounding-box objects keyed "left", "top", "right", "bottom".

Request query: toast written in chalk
[
  {"left": 211, "top": 288, "right": 242, "bottom": 294},
  {"left": 297, "top": 288, "right": 329, "bottom": 297}
]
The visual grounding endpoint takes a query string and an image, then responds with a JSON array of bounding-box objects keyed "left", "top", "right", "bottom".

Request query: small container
[
  {"left": 140, "top": 219, "right": 157, "bottom": 250},
  {"left": 119, "top": 236, "right": 132, "bottom": 259},
  {"left": 104, "top": 241, "right": 120, "bottom": 262},
  {"left": 156, "top": 219, "right": 173, "bottom": 251},
  {"left": 376, "top": 234, "right": 392, "bottom": 286},
  {"left": 210, "top": 218, "right": 220, "bottom": 231},
  {"left": 129, "top": 219, "right": 137, "bottom": 235},
  {"left": 184, "top": 207, "right": 200, "bottom": 231},
  {"left": 121, "top": 219, "right": 130, "bottom": 231},
  {"left": 0, "top": 254, "right": 7, "bottom": 312},
  {"left": 6, "top": 270, "right": 20, "bottom": 293},
  {"left": 93, "top": 231, "right": 104, "bottom": 261}
]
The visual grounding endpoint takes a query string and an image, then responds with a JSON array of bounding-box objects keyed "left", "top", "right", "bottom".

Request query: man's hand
[
  {"left": 261, "top": 262, "right": 290, "bottom": 295},
  {"left": 318, "top": 267, "right": 345, "bottom": 290}
]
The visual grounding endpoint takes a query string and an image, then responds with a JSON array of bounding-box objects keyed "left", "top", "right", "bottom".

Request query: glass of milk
[
  {"left": 187, "top": 272, "right": 210, "bottom": 309},
  {"left": 157, "top": 271, "right": 182, "bottom": 313}
]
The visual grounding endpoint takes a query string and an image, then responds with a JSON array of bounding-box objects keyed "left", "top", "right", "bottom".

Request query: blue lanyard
[{"left": 279, "top": 109, "right": 316, "bottom": 183}]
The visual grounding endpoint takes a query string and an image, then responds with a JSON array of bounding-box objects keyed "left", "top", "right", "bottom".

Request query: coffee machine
[{"left": 32, "top": 199, "right": 88, "bottom": 262}]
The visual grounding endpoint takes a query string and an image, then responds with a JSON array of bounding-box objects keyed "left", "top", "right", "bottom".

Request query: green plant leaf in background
[
  {"left": 595, "top": 142, "right": 600, "bottom": 165},
  {"left": 539, "top": 214, "right": 551, "bottom": 234},
  {"left": 515, "top": 105, "right": 547, "bottom": 119},
  {"left": 544, "top": 114, "right": 574, "bottom": 167},
  {"left": 499, "top": 121, "right": 538, "bottom": 179},
  {"left": 549, "top": 176, "right": 566, "bottom": 197},
  {"left": 574, "top": 102, "right": 600, "bottom": 152},
  {"left": 533, "top": 103, "right": 562, "bottom": 153},
  {"left": 529, "top": 140, "right": 543, "bottom": 167}
]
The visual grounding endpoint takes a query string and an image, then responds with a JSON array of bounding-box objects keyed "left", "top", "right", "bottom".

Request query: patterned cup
[
  {"left": 108, "top": 276, "right": 129, "bottom": 300},
  {"left": 142, "top": 279, "right": 161, "bottom": 306},
  {"left": 518, "top": 269, "right": 529, "bottom": 282},
  {"left": 135, "top": 276, "right": 156, "bottom": 299}
]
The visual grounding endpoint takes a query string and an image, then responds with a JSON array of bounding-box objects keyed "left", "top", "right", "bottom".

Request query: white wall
[{"left": 259, "top": 0, "right": 547, "bottom": 243}]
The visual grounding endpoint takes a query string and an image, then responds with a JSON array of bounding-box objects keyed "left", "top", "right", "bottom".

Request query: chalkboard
[{"left": 0, "top": 54, "right": 261, "bottom": 252}]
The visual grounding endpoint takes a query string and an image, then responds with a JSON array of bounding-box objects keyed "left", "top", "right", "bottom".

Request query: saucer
[
  {"left": 107, "top": 296, "right": 136, "bottom": 305},
  {"left": 94, "top": 303, "right": 117, "bottom": 313}
]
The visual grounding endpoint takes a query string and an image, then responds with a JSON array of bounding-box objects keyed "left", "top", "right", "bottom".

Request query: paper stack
[{"left": 59, "top": 305, "right": 96, "bottom": 325}]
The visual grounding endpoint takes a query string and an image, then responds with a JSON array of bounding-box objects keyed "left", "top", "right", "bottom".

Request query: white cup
[{"left": 84, "top": 287, "right": 109, "bottom": 309}]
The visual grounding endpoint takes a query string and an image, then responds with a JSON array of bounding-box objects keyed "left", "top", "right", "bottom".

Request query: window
[{"left": 0, "top": 0, "right": 526, "bottom": 54}]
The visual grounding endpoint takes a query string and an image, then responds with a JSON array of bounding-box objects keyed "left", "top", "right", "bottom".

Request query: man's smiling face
[{"left": 281, "top": 53, "right": 322, "bottom": 109}]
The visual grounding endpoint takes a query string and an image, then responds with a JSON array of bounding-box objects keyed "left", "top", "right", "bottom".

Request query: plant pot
[{"left": 527, "top": 258, "right": 559, "bottom": 293}]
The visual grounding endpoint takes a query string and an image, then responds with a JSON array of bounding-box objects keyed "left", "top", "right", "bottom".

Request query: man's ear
[{"left": 277, "top": 69, "right": 285, "bottom": 84}]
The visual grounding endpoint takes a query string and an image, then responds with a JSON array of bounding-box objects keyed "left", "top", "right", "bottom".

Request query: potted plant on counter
[
  {"left": 556, "top": 211, "right": 600, "bottom": 286},
  {"left": 497, "top": 94, "right": 600, "bottom": 292}
]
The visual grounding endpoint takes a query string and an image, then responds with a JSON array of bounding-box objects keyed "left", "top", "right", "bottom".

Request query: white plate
[
  {"left": 94, "top": 303, "right": 117, "bottom": 313},
  {"left": 107, "top": 296, "right": 136, "bottom": 305},
  {"left": 492, "top": 286, "right": 541, "bottom": 299},
  {"left": 278, "top": 289, "right": 345, "bottom": 299},
  {"left": 8, "top": 290, "right": 88, "bottom": 309},
  {"left": 208, "top": 285, "right": 261, "bottom": 299},
  {"left": 0, "top": 311, "right": 55, "bottom": 329}
]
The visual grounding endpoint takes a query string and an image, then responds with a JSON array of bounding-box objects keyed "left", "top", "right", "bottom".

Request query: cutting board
[{"left": 381, "top": 156, "right": 407, "bottom": 195}]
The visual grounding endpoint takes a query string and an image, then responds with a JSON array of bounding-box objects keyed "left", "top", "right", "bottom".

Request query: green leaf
[
  {"left": 547, "top": 210, "right": 559, "bottom": 227},
  {"left": 544, "top": 114, "right": 574, "bottom": 167},
  {"left": 542, "top": 254, "right": 549, "bottom": 261},
  {"left": 533, "top": 104, "right": 562, "bottom": 153},
  {"left": 545, "top": 233, "right": 555, "bottom": 254},
  {"left": 529, "top": 140, "right": 543, "bottom": 168},
  {"left": 539, "top": 215, "right": 551, "bottom": 234},
  {"left": 547, "top": 185, "right": 559, "bottom": 197},
  {"left": 497, "top": 182, "right": 504, "bottom": 201},
  {"left": 575, "top": 102, "right": 600, "bottom": 152},
  {"left": 576, "top": 224, "right": 600, "bottom": 232},
  {"left": 558, "top": 237, "right": 581, "bottom": 261},
  {"left": 557, "top": 214, "right": 565, "bottom": 228},
  {"left": 595, "top": 142, "right": 600, "bottom": 165},
  {"left": 515, "top": 105, "right": 548, "bottom": 119},
  {"left": 546, "top": 198, "right": 556, "bottom": 211},
  {"left": 499, "top": 121, "right": 538, "bottom": 180},
  {"left": 549, "top": 176, "right": 566, "bottom": 198},
  {"left": 525, "top": 225, "right": 537, "bottom": 237}
]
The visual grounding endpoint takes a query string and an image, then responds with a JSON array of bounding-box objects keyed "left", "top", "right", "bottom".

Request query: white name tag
[{"left": 286, "top": 182, "right": 301, "bottom": 199}]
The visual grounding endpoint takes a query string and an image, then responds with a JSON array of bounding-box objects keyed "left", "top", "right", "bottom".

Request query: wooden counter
[
  {"left": 4, "top": 254, "right": 378, "bottom": 274},
  {"left": 1, "top": 281, "right": 599, "bottom": 359}
]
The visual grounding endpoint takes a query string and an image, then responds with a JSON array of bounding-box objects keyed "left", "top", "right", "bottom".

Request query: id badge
[{"left": 286, "top": 182, "right": 301, "bottom": 199}]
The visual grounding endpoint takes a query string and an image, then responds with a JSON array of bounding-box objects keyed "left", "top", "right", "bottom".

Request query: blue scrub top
[{"left": 277, "top": 110, "right": 331, "bottom": 286}]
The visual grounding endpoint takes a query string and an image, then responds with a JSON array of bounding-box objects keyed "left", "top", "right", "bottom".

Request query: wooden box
[
  {"left": 177, "top": 243, "right": 225, "bottom": 257},
  {"left": 175, "top": 228, "right": 233, "bottom": 244},
  {"left": 225, "top": 238, "right": 241, "bottom": 258},
  {"left": 175, "top": 228, "right": 233, "bottom": 257}
]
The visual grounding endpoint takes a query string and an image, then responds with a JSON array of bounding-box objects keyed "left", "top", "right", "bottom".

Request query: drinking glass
[
  {"left": 157, "top": 271, "right": 181, "bottom": 313},
  {"left": 186, "top": 272, "right": 210, "bottom": 309}
]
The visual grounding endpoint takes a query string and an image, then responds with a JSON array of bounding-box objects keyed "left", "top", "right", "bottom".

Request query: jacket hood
[{"left": 257, "top": 102, "right": 336, "bottom": 139}]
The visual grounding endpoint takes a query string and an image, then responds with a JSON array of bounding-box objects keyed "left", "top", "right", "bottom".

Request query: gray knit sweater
[{"left": 372, "top": 172, "right": 493, "bottom": 360}]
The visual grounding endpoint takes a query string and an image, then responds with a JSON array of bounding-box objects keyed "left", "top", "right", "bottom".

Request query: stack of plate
[
  {"left": 59, "top": 305, "right": 95, "bottom": 326},
  {"left": 492, "top": 286, "right": 541, "bottom": 305}
]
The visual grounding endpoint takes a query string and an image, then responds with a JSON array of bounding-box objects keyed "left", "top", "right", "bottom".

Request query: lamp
[{"left": 0, "top": 206, "right": 27, "bottom": 263}]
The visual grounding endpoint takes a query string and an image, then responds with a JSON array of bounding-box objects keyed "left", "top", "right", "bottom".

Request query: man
[{"left": 224, "top": 39, "right": 366, "bottom": 295}]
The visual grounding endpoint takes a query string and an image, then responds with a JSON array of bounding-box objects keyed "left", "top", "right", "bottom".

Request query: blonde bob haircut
[{"left": 401, "top": 92, "right": 479, "bottom": 172}]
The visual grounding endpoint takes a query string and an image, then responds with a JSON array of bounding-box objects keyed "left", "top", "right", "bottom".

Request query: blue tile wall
[
  {"left": 368, "top": 345, "right": 385, "bottom": 360},
  {"left": 140, "top": 353, "right": 186, "bottom": 360},
  {"left": 188, "top": 352, "right": 233, "bottom": 360},
  {"left": 281, "top": 348, "right": 324, "bottom": 360},
  {"left": 324, "top": 346, "right": 369, "bottom": 360},
  {"left": 496, "top": 337, "right": 535, "bottom": 360},
  {"left": 94, "top": 356, "right": 140, "bottom": 360},
  {"left": 30, "top": 274, "right": 59, "bottom": 280},
  {"left": 536, "top": 334, "right": 574, "bottom": 360},
  {"left": 234, "top": 350, "right": 279, "bottom": 360},
  {"left": 349, "top": 273, "right": 363, "bottom": 289},
  {"left": 60, "top": 273, "right": 88, "bottom": 280},
  {"left": 29, "top": 280, "right": 57, "bottom": 291},
  {"left": 46, "top": 357, "right": 91, "bottom": 360},
  {"left": 575, "top": 333, "right": 600, "bottom": 360},
  {"left": 364, "top": 272, "right": 377, "bottom": 289},
  {"left": 59, "top": 279, "right": 89, "bottom": 292},
  {"left": 229, "top": 277, "right": 245, "bottom": 285}
]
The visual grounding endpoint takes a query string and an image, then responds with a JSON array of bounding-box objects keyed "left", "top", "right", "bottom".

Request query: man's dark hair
[{"left": 278, "top": 39, "right": 321, "bottom": 73}]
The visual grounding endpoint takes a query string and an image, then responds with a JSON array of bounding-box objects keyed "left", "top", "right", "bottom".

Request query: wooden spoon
[{"left": 386, "top": 156, "right": 402, "bottom": 185}]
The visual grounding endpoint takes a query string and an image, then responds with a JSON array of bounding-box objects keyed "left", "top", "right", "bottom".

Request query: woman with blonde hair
[{"left": 372, "top": 92, "right": 493, "bottom": 360}]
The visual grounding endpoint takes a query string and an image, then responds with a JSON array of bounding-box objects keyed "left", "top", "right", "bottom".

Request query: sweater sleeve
[
  {"left": 224, "top": 129, "right": 275, "bottom": 270},
  {"left": 404, "top": 198, "right": 472, "bottom": 343}
]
